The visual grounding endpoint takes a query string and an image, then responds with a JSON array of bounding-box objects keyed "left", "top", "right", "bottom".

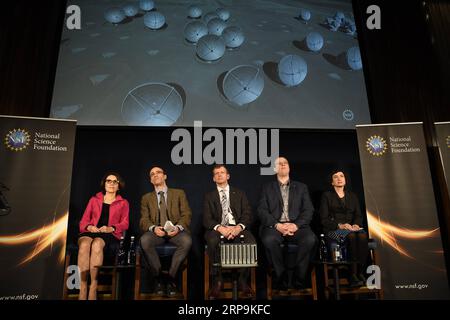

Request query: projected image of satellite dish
[
  {"left": 222, "top": 26, "right": 245, "bottom": 49},
  {"left": 346, "top": 46, "right": 362, "bottom": 70},
  {"left": 216, "top": 8, "right": 230, "bottom": 21},
  {"left": 324, "top": 14, "right": 341, "bottom": 32},
  {"left": 277, "top": 54, "right": 308, "bottom": 87},
  {"left": 184, "top": 21, "right": 208, "bottom": 44},
  {"left": 329, "top": 18, "right": 340, "bottom": 31},
  {"left": 305, "top": 32, "right": 324, "bottom": 52},
  {"left": 104, "top": 8, "right": 126, "bottom": 25},
  {"left": 144, "top": 12, "right": 166, "bottom": 30},
  {"left": 121, "top": 83, "right": 183, "bottom": 126},
  {"left": 123, "top": 4, "right": 139, "bottom": 17},
  {"left": 140, "top": 0, "right": 155, "bottom": 12},
  {"left": 188, "top": 5, "right": 202, "bottom": 18},
  {"left": 203, "top": 12, "right": 219, "bottom": 24},
  {"left": 343, "top": 19, "right": 356, "bottom": 35},
  {"left": 196, "top": 35, "right": 226, "bottom": 62},
  {"left": 298, "top": 9, "right": 311, "bottom": 22},
  {"left": 207, "top": 18, "right": 227, "bottom": 36},
  {"left": 222, "top": 65, "right": 264, "bottom": 107},
  {"left": 333, "top": 11, "right": 345, "bottom": 25}
]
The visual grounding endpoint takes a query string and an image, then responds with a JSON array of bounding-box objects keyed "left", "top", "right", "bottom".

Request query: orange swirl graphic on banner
[
  {"left": 0, "top": 213, "right": 68, "bottom": 265},
  {"left": 367, "top": 210, "right": 439, "bottom": 259}
]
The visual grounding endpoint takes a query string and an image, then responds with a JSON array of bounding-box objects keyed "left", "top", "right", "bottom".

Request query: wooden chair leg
[
  {"left": 204, "top": 252, "right": 210, "bottom": 300},
  {"left": 134, "top": 252, "right": 141, "bottom": 300},
  {"left": 323, "top": 264, "right": 330, "bottom": 300},
  {"left": 266, "top": 269, "right": 272, "bottom": 300},
  {"left": 111, "top": 268, "right": 117, "bottom": 300},
  {"left": 182, "top": 265, "right": 188, "bottom": 300},
  {"left": 311, "top": 266, "right": 318, "bottom": 300},
  {"left": 371, "top": 246, "right": 384, "bottom": 300},
  {"left": 251, "top": 267, "right": 256, "bottom": 295},
  {"left": 62, "top": 253, "right": 70, "bottom": 299}
]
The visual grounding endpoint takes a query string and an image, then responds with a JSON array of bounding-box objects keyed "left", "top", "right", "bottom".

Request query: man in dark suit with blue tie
[
  {"left": 258, "top": 157, "right": 317, "bottom": 290},
  {"left": 203, "top": 164, "right": 255, "bottom": 299}
]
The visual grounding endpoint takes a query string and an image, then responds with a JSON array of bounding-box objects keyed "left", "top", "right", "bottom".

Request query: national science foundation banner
[
  {"left": 0, "top": 115, "right": 76, "bottom": 300},
  {"left": 435, "top": 122, "right": 450, "bottom": 200},
  {"left": 356, "top": 122, "right": 449, "bottom": 299}
]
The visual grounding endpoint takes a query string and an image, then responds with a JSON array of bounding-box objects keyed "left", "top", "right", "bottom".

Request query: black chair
[{"left": 134, "top": 242, "right": 188, "bottom": 300}]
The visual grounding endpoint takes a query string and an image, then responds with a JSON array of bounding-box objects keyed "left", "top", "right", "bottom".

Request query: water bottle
[
  {"left": 116, "top": 236, "right": 126, "bottom": 265},
  {"left": 219, "top": 235, "right": 225, "bottom": 266},
  {"left": 127, "top": 236, "right": 136, "bottom": 265},
  {"left": 332, "top": 242, "right": 341, "bottom": 262},
  {"left": 319, "top": 234, "right": 328, "bottom": 262}
]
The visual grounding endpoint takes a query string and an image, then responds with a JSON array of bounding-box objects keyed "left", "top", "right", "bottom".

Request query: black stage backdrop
[{"left": 68, "top": 126, "right": 365, "bottom": 300}]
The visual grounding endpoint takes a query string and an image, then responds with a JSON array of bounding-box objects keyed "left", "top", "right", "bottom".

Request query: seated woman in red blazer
[{"left": 78, "top": 172, "right": 129, "bottom": 300}]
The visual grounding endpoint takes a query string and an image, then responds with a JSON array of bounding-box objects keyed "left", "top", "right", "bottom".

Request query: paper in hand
[{"left": 164, "top": 220, "right": 177, "bottom": 233}]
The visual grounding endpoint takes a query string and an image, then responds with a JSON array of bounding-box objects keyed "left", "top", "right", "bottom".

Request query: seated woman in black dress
[
  {"left": 78, "top": 172, "right": 129, "bottom": 300},
  {"left": 319, "top": 170, "right": 368, "bottom": 287}
]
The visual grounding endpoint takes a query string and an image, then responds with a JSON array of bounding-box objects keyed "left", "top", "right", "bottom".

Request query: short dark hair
[
  {"left": 328, "top": 169, "right": 352, "bottom": 190},
  {"left": 149, "top": 166, "right": 165, "bottom": 175},
  {"left": 329, "top": 169, "right": 346, "bottom": 182},
  {"left": 100, "top": 171, "right": 125, "bottom": 193},
  {"left": 212, "top": 164, "right": 228, "bottom": 174}
]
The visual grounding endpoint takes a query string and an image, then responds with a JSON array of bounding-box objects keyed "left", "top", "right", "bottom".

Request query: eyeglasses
[{"left": 105, "top": 179, "right": 119, "bottom": 185}]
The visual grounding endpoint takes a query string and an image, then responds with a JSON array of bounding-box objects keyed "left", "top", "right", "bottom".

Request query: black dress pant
[
  {"left": 260, "top": 226, "right": 317, "bottom": 282},
  {"left": 346, "top": 232, "right": 369, "bottom": 268}
]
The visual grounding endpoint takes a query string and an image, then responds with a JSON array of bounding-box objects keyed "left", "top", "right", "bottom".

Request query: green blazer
[{"left": 140, "top": 188, "right": 192, "bottom": 233}]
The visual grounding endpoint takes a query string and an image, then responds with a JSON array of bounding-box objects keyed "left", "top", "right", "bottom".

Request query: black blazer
[
  {"left": 203, "top": 186, "right": 252, "bottom": 230},
  {"left": 319, "top": 190, "right": 363, "bottom": 234},
  {"left": 257, "top": 180, "right": 314, "bottom": 229}
]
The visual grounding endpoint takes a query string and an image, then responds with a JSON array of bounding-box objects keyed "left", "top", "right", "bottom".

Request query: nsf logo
[
  {"left": 4, "top": 129, "right": 31, "bottom": 151},
  {"left": 366, "top": 135, "right": 388, "bottom": 156}
]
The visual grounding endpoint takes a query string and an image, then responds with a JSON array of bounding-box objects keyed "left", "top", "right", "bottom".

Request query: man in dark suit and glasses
[
  {"left": 203, "top": 164, "right": 256, "bottom": 299},
  {"left": 140, "top": 166, "right": 192, "bottom": 297},
  {"left": 258, "top": 157, "right": 317, "bottom": 290}
]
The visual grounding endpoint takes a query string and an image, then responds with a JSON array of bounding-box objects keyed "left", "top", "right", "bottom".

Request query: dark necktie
[
  {"left": 158, "top": 191, "right": 168, "bottom": 226},
  {"left": 220, "top": 189, "right": 230, "bottom": 226}
]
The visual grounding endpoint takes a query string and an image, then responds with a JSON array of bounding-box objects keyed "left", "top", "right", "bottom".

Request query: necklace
[{"left": 104, "top": 194, "right": 115, "bottom": 204}]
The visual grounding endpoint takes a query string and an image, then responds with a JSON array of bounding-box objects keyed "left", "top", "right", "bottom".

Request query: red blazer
[{"left": 79, "top": 192, "right": 129, "bottom": 240}]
